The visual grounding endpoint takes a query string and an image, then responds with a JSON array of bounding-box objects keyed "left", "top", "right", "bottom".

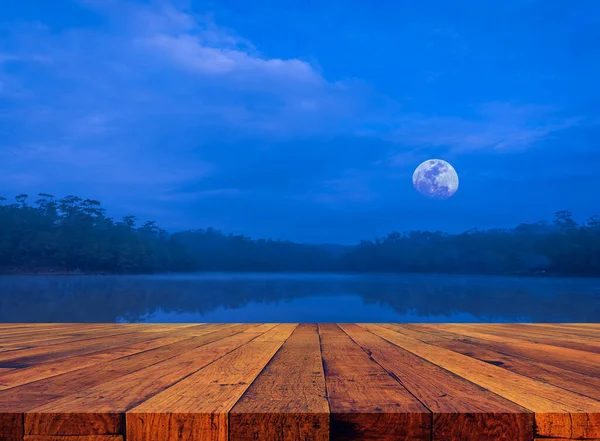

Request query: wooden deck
[{"left": 0, "top": 324, "right": 598, "bottom": 441}]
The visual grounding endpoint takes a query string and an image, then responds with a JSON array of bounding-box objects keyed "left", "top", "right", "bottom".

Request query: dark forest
[{"left": 1, "top": 193, "right": 599, "bottom": 277}]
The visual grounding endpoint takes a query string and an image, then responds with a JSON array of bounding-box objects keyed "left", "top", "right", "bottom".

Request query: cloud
[
  {"left": 0, "top": 0, "right": 375, "bottom": 208},
  {"left": 88, "top": 0, "right": 327, "bottom": 89},
  {"left": 77, "top": 0, "right": 337, "bottom": 105},
  {"left": 0, "top": 0, "right": 380, "bottom": 153},
  {"left": 389, "top": 102, "right": 581, "bottom": 153},
  {"left": 0, "top": 0, "right": 593, "bottom": 238},
  {"left": 144, "top": 34, "right": 321, "bottom": 82}
]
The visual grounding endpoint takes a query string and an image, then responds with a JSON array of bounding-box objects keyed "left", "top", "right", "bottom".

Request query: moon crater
[{"left": 412, "top": 159, "right": 459, "bottom": 199}]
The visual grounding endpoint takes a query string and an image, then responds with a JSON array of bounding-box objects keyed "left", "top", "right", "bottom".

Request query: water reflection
[{"left": 0, "top": 273, "right": 598, "bottom": 323}]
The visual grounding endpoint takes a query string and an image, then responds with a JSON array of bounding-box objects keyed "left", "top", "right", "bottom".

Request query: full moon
[{"left": 412, "top": 159, "right": 459, "bottom": 200}]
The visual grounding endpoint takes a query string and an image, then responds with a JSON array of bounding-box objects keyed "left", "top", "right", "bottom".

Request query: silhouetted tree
[{"left": 0, "top": 192, "right": 599, "bottom": 276}]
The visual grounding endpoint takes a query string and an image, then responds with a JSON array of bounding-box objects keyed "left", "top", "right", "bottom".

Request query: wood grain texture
[
  {"left": 319, "top": 324, "right": 430, "bottom": 441},
  {"left": 0, "top": 347, "right": 29, "bottom": 354},
  {"left": 417, "top": 324, "right": 600, "bottom": 376},
  {"left": 0, "top": 325, "right": 110, "bottom": 339},
  {"left": 127, "top": 324, "right": 296, "bottom": 441},
  {"left": 0, "top": 332, "right": 162, "bottom": 367},
  {"left": 340, "top": 324, "right": 533, "bottom": 441},
  {"left": 0, "top": 412, "right": 22, "bottom": 441},
  {"left": 405, "top": 325, "right": 600, "bottom": 400},
  {"left": 533, "top": 324, "right": 600, "bottom": 335},
  {"left": 230, "top": 324, "right": 330, "bottom": 441},
  {"left": 0, "top": 327, "right": 148, "bottom": 348},
  {"left": 24, "top": 436, "right": 123, "bottom": 441},
  {"left": 450, "top": 324, "right": 600, "bottom": 353},
  {"left": 0, "top": 325, "right": 252, "bottom": 440},
  {"left": 0, "top": 325, "right": 253, "bottom": 415},
  {"left": 0, "top": 323, "right": 598, "bottom": 441},
  {"left": 366, "top": 324, "right": 600, "bottom": 439},
  {"left": 0, "top": 325, "right": 235, "bottom": 390},
  {"left": 25, "top": 325, "right": 273, "bottom": 436}
]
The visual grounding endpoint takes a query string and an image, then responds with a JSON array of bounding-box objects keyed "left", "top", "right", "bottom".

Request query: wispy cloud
[
  {"left": 0, "top": 0, "right": 374, "bottom": 142},
  {"left": 144, "top": 33, "right": 321, "bottom": 83},
  {"left": 0, "top": 0, "right": 594, "bottom": 237},
  {"left": 0, "top": 0, "right": 365, "bottom": 204},
  {"left": 389, "top": 102, "right": 580, "bottom": 153},
  {"left": 88, "top": 0, "right": 327, "bottom": 88}
]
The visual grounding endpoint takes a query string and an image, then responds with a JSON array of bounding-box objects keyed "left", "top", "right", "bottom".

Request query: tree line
[{"left": 1, "top": 193, "right": 599, "bottom": 276}]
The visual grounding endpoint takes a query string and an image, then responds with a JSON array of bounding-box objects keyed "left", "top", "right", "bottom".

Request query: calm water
[{"left": 0, "top": 273, "right": 598, "bottom": 323}]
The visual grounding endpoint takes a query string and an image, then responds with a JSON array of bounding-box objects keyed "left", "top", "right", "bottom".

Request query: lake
[{"left": 0, "top": 273, "right": 598, "bottom": 323}]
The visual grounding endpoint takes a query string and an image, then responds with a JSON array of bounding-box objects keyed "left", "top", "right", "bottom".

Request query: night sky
[{"left": 1, "top": 0, "right": 599, "bottom": 243}]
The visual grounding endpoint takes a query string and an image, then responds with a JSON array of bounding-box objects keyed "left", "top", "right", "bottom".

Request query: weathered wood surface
[
  {"left": 23, "top": 436, "right": 123, "bottom": 441},
  {"left": 0, "top": 323, "right": 598, "bottom": 441},
  {"left": 229, "top": 324, "right": 330, "bottom": 441}
]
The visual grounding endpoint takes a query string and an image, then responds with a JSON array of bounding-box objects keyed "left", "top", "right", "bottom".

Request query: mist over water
[{"left": 0, "top": 273, "right": 598, "bottom": 323}]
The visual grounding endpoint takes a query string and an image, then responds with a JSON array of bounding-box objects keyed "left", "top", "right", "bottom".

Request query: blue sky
[{"left": 1, "top": 0, "right": 599, "bottom": 243}]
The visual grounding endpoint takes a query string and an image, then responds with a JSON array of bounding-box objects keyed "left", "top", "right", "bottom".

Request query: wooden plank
[
  {"left": 229, "top": 324, "right": 330, "bottom": 441},
  {"left": 519, "top": 325, "right": 600, "bottom": 341},
  {"left": 0, "top": 329, "right": 155, "bottom": 348},
  {"left": 339, "top": 324, "right": 534, "bottom": 441},
  {"left": 0, "top": 325, "right": 191, "bottom": 345},
  {"left": 0, "top": 343, "right": 167, "bottom": 389},
  {"left": 546, "top": 324, "right": 600, "bottom": 330},
  {"left": 0, "top": 324, "right": 74, "bottom": 327},
  {"left": 533, "top": 439, "right": 600, "bottom": 441},
  {"left": 0, "top": 325, "right": 252, "bottom": 410},
  {"left": 0, "top": 326, "right": 114, "bottom": 342},
  {"left": 0, "top": 324, "right": 144, "bottom": 335},
  {"left": 0, "top": 324, "right": 217, "bottom": 367},
  {"left": 240, "top": 324, "right": 283, "bottom": 335},
  {"left": 416, "top": 324, "right": 600, "bottom": 377},
  {"left": 0, "top": 347, "right": 32, "bottom": 353},
  {"left": 319, "top": 324, "right": 430, "bottom": 441},
  {"left": 0, "top": 325, "right": 236, "bottom": 389},
  {"left": 430, "top": 324, "right": 600, "bottom": 354},
  {"left": 469, "top": 324, "right": 600, "bottom": 341},
  {"left": 25, "top": 324, "right": 279, "bottom": 436},
  {"left": 132, "top": 324, "right": 205, "bottom": 332},
  {"left": 0, "top": 412, "right": 22, "bottom": 441},
  {"left": 0, "top": 332, "right": 162, "bottom": 367},
  {"left": 0, "top": 325, "right": 255, "bottom": 439},
  {"left": 405, "top": 325, "right": 600, "bottom": 400},
  {"left": 364, "top": 324, "right": 600, "bottom": 439},
  {"left": 0, "top": 324, "right": 598, "bottom": 441},
  {"left": 24, "top": 436, "right": 123, "bottom": 441},
  {"left": 428, "top": 323, "right": 600, "bottom": 341},
  {"left": 0, "top": 335, "right": 188, "bottom": 390},
  {"left": 127, "top": 324, "right": 297, "bottom": 441},
  {"left": 0, "top": 324, "right": 110, "bottom": 332}
]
